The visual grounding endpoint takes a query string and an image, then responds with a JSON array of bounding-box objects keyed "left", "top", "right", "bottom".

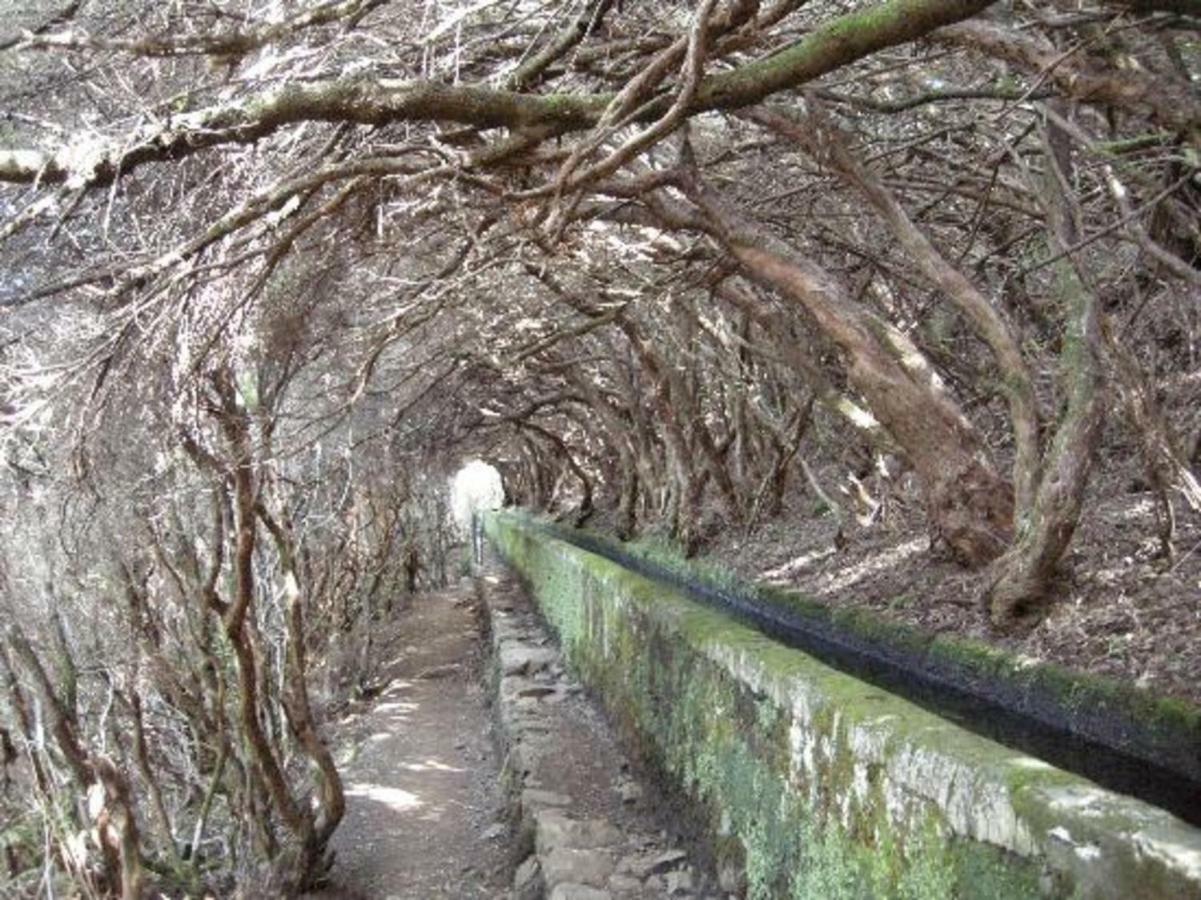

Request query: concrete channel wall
[{"left": 485, "top": 512, "right": 1201, "bottom": 900}]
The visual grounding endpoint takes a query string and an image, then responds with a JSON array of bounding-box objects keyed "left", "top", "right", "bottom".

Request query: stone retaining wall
[
  {"left": 485, "top": 512, "right": 1201, "bottom": 900},
  {"left": 482, "top": 569, "right": 726, "bottom": 898}
]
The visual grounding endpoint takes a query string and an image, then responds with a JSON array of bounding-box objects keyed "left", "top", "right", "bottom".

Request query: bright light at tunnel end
[{"left": 449, "top": 459, "right": 504, "bottom": 537}]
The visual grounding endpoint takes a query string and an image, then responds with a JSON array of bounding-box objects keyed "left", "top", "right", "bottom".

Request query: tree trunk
[
  {"left": 712, "top": 277, "right": 897, "bottom": 450},
  {"left": 518, "top": 421, "right": 595, "bottom": 526},
  {"left": 678, "top": 175, "right": 1013, "bottom": 565},
  {"left": 617, "top": 448, "right": 640, "bottom": 540},
  {"left": 757, "top": 105, "right": 1042, "bottom": 517},
  {"left": 985, "top": 106, "right": 1105, "bottom": 625},
  {"left": 613, "top": 316, "right": 705, "bottom": 553},
  {"left": 1104, "top": 317, "right": 1201, "bottom": 557}
]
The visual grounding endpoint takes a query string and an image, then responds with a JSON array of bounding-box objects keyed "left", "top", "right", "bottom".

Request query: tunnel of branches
[{"left": 2, "top": 0, "right": 1200, "bottom": 894}]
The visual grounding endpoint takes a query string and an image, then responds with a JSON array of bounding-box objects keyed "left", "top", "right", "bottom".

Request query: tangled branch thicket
[{"left": 1, "top": 0, "right": 1199, "bottom": 894}]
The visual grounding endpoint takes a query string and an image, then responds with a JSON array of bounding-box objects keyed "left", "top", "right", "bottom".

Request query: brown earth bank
[{"left": 695, "top": 475, "right": 1201, "bottom": 709}]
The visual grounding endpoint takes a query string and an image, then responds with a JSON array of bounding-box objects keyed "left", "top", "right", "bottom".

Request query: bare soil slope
[{"left": 707, "top": 484, "right": 1201, "bottom": 707}]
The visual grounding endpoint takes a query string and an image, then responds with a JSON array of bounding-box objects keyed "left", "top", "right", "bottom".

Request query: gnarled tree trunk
[
  {"left": 676, "top": 174, "right": 1013, "bottom": 565},
  {"left": 757, "top": 104, "right": 1041, "bottom": 518},
  {"left": 984, "top": 106, "right": 1105, "bottom": 625}
]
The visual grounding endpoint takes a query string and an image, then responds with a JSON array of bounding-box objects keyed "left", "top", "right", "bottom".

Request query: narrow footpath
[
  {"left": 309, "top": 586, "right": 511, "bottom": 899},
  {"left": 308, "top": 565, "right": 726, "bottom": 900}
]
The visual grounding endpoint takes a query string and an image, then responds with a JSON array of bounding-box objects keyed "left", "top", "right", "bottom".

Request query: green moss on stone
[
  {"left": 512, "top": 511, "right": 1201, "bottom": 785},
  {"left": 485, "top": 513, "right": 1075, "bottom": 898}
]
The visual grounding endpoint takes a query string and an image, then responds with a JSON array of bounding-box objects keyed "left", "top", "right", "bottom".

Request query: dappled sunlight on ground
[
  {"left": 345, "top": 782, "right": 423, "bottom": 812},
  {"left": 311, "top": 583, "right": 508, "bottom": 898},
  {"left": 363, "top": 694, "right": 416, "bottom": 741},
  {"left": 761, "top": 537, "right": 926, "bottom": 594},
  {"left": 374, "top": 696, "right": 418, "bottom": 714},
  {"left": 761, "top": 546, "right": 837, "bottom": 582},
  {"left": 1114, "top": 497, "right": 1156, "bottom": 521},
  {"left": 400, "top": 757, "right": 466, "bottom": 773},
  {"left": 714, "top": 487, "right": 1201, "bottom": 705},
  {"left": 816, "top": 537, "right": 926, "bottom": 593}
]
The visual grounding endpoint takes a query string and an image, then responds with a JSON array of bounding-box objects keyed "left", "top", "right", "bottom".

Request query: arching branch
[{"left": 1, "top": 0, "right": 998, "bottom": 189}]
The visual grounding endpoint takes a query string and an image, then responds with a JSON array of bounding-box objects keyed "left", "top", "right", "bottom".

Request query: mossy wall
[
  {"left": 534, "top": 518, "right": 1201, "bottom": 792},
  {"left": 486, "top": 512, "right": 1201, "bottom": 900}
]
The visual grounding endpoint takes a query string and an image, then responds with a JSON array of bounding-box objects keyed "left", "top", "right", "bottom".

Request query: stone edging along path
[{"left": 478, "top": 568, "right": 736, "bottom": 900}]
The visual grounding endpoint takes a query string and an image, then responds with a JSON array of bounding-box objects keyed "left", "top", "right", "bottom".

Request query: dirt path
[{"left": 309, "top": 586, "right": 510, "bottom": 899}]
